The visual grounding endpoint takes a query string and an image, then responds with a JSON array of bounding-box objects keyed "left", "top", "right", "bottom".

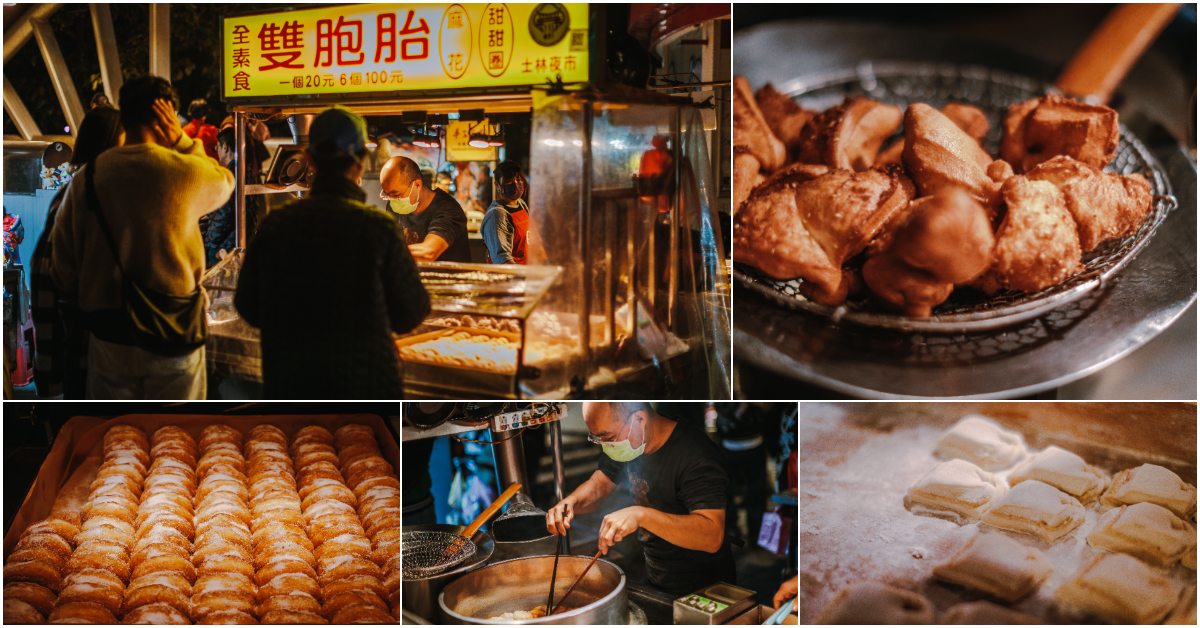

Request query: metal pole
[
  {"left": 235, "top": 112, "right": 246, "bottom": 249},
  {"left": 148, "top": 4, "right": 170, "bottom": 80},
  {"left": 494, "top": 428, "right": 532, "bottom": 499},
  {"left": 30, "top": 18, "right": 85, "bottom": 137},
  {"left": 668, "top": 109, "right": 681, "bottom": 330},
  {"left": 3, "top": 3, "right": 63, "bottom": 64},
  {"left": 549, "top": 421, "right": 568, "bottom": 552},
  {"left": 578, "top": 101, "right": 594, "bottom": 381},
  {"left": 3, "top": 76, "right": 42, "bottom": 140},
  {"left": 89, "top": 4, "right": 123, "bottom": 106}
]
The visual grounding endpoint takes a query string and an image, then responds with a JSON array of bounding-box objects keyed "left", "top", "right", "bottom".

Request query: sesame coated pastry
[
  {"left": 118, "top": 426, "right": 198, "bottom": 623},
  {"left": 186, "top": 424, "right": 256, "bottom": 623},
  {"left": 327, "top": 424, "right": 399, "bottom": 623},
  {"left": 246, "top": 424, "right": 321, "bottom": 625}
]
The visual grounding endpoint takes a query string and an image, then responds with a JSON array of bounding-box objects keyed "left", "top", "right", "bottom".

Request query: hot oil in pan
[{"left": 487, "top": 606, "right": 581, "bottom": 620}]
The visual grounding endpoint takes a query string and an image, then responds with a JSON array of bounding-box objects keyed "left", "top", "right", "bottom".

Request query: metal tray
[{"left": 398, "top": 327, "right": 522, "bottom": 399}]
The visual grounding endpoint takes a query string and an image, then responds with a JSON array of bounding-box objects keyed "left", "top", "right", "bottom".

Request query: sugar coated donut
[
  {"left": 3, "top": 582, "right": 58, "bottom": 616},
  {"left": 56, "top": 568, "right": 125, "bottom": 614},
  {"left": 120, "top": 581, "right": 192, "bottom": 617},
  {"left": 4, "top": 559, "right": 62, "bottom": 592},
  {"left": 320, "top": 591, "right": 387, "bottom": 621},
  {"left": 256, "top": 574, "right": 321, "bottom": 605},
  {"left": 120, "top": 602, "right": 191, "bottom": 624},
  {"left": 4, "top": 597, "right": 45, "bottom": 624},
  {"left": 46, "top": 600, "right": 118, "bottom": 624},
  {"left": 321, "top": 575, "right": 388, "bottom": 604},
  {"left": 195, "top": 609, "right": 258, "bottom": 624},
  {"left": 257, "top": 593, "right": 321, "bottom": 617},
  {"left": 330, "top": 603, "right": 393, "bottom": 624}
]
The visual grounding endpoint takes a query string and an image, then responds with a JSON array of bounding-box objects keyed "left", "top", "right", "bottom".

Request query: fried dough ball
[
  {"left": 316, "top": 556, "right": 382, "bottom": 588},
  {"left": 121, "top": 579, "right": 193, "bottom": 618},
  {"left": 65, "top": 540, "right": 132, "bottom": 581},
  {"left": 256, "top": 574, "right": 322, "bottom": 605},
  {"left": 195, "top": 609, "right": 258, "bottom": 624},
  {"left": 291, "top": 427, "right": 335, "bottom": 452},
  {"left": 321, "top": 591, "right": 388, "bottom": 621},
  {"left": 260, "top": 609, "right": 328, "bottom": 624},
  {"left": 330, "top": 604, "right": 393, "bottom": 624},
  {"left": 199, "top": 425, "right": 244, "bottom": 451},
  {"left": 23, "top": 518, "right": 81, "bottom": 548},
  {"left": 255, "top": 557, "right": 318, "bottom": 588},
  {"left": 351, "top": 477, "right": 399, "bottom": 501},
  {"left": 992, "top": 176, "right": 1083, "bottom": 292},
  {"left": 313, "top": 534, "right": 371, "bottom": 562},
  {"left": 3, "top": 582, "right": 58, "bottom": 617},
  {"left": 74, "top": 524, "right": 135, "bottom": 551},
  {"left": 322, "top": 575, "right": 388, "bottom": 604},
  {"left": 56, "top": 568, "right": 125, "bottom": 615},
  {"left": 4, "top": 598, "right": 45, "bottom": 624},
  {"left": 190, "top": 591, "right": 256, "bottom": 622},
  {"left": 1001, "top": 94, "right": 1119, "bottom": 173},
  {"left": 140, "top": 491, "right": 194, "bottom": 515},
  {"left": 4, "top": 560, "right": 63, "bottom": 592},
  {"left": 121, "top": 603, "right": 191, "bottom": 624},
  {"left": 131, "top": 553, "right": 197, "bottom": 584},
  {"left": 14, "top": 531, "right": 75, "bottom": 560},
  {"left": 258, "top": 594, "right": 322, "bottom": 617},
  {"left": 293, "top": 446, "right": 340, "bottom": 469},
  {"left": 8, "top": 546, "right": 68, "bottom": 574},
  {"left": 133, "top": 524, "right": 193, "bottom": 555},
  {"left": 47, "top": 600, "right": 118, "bottom": 624},
  {"left": 362, "top": 509, "right": 400, "bottom": 540},
  {"left": 253, "top": 542, "right": 316, "bottom": 571}
]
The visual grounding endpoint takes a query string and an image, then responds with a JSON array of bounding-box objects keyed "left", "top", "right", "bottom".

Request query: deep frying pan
[{"left": 733, "top": 14, "right": 1196, "bottom": 398}]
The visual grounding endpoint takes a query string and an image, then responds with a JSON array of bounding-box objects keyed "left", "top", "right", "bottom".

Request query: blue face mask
[{"left": 602, "top": 417, "right": 646, "bottom": 462}]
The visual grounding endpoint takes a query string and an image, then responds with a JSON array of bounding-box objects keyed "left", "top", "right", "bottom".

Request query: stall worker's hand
[
  {"left": 597, "top": 506, "right": 643, "bottom": 555},
  {"left": 773, "top": 575, "right": 798, "bottom": 610},
  {"left": 152, "top": 98, "right": 183, "bottom": 147},
  {"left": 546, "top": 496, "right": 577, "bottom": 536}
]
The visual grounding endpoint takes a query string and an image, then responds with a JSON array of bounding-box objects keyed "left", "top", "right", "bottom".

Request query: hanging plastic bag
[{"left": 757, "top": 507, "right": 793, "bottom": 555}]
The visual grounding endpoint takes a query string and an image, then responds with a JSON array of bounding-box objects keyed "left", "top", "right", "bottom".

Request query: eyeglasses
[
  {"left": 380, "top": 180, "right": 416, "bottom": 202},
  {"left": 586, "top": 416, "right": 631, "bottom": 446}
]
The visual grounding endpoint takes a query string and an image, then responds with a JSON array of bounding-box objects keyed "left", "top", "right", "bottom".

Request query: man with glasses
[
  {"left": 546, "top": 402, "right": 736, "bottom": 595},
  {"left": 378, "top": 156, "right": 471, "bottom": 263}
]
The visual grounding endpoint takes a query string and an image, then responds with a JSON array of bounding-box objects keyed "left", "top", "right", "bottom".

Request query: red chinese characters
[
  {"left": 376, "top": 10, "right": 431, "bottom": 63},
  {"left": 316, "top": 15, "right": 365, "bottom": 67},
  {"left": 258, "top": 21, "right": 305, "bottom": 70}
]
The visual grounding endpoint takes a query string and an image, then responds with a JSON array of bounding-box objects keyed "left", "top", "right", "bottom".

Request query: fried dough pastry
[
  {"left": 755, "top": 83, "right": 817, "bottom": 159},
  {"left": 733, "top": 166, "right": 915, "bottom": 305},
  {"left": 876, "top": 103, "right": 990, "bottom": 167},
  {"left": 733, "top": 76, "right": 787, "bottom": 172},
  {"left": 797, "top": 96, "right": 902, "bottom": 172},
  {"left": 863, "top": 190, "right": 995, "bottom": 316},
  {"left": 903, "top": 103, "right": 1000, "bottom": 215},
  {"left": 121, "top": 602, "right": 191, "bottom": 624},
  {"left": 1024, "top": 155, "right": 1153, "bottom": 251},
  {"left": 47, "top": 600, "right": 118, "bottom": 624},
  {"left": 4, "top": 597, "right": 45, "bottom": 624},
  {"left": 991, "top": 176, "right": 1082, "bottom": 293},
  {"left": 1001, "top": 94, "right": 1119, "bottom": 173}
]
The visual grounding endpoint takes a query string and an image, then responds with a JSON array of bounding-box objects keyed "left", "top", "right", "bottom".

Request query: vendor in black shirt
[
  {"left": 546, "top": 402, "right": 735, "bottom": 595},
  {"left": 379, "top": 156, "right": 472, "bottom": 263}
]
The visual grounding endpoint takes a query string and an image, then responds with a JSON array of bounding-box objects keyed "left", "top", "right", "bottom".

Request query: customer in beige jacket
[{"left": 51, "top": 75, "right": 234, "bottom": 399}]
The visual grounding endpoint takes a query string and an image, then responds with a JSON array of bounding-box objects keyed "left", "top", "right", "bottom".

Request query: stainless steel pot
[
  {"left": 403, "top": 524, "right": 495, "bottom": 621},
  {"left": 439, "top": 555, "right": 628, "bottom": 625}
]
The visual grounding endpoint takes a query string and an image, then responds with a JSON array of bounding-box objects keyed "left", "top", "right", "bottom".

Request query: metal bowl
[
  {"left": 439, "top": 555, "right": 628, "bottom": 624},
  {"left": 403, "top": 524, "right": 495, "bottom": 622}
]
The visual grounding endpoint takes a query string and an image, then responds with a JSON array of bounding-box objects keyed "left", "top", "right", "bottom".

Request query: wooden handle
[
  {"left": 1056, "top": 3, "right": 1182, "bottom": 104},
  {"left": 550, "top": 550, "right": 603, "bottom": 616},
  {"left": 461, "top": 482, "right": 522, "bottom": 539}
]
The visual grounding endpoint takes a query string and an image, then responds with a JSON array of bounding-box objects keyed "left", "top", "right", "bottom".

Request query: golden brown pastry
[
  {"left": 734, "top": 166, "right": 914, "bottom": 305},
  {"left": 731, "top": 147, "right": 761, "bottom": 218},
  {"left": 876, "top": 103, "right": 990, "bottom": 168},
  {"left": 46, "top": 600, "right": 118, "bottom": 624},
  {"left": 902, "top": 103, "right": 997, "bottom": 210},
  {"left": 990, "top": 176, "right": 1082, "bottom": 293},
  {"left": 260, "top": 609, "right": 328, "bottom": 624},
  {"left": 3, "top": 598, "right": 45, "bottom": 624},
  {"left": 733, "top": 76, "right": 787, "bottom": 172},
  {"left": 863, "top": 190, "right": 995, "bottom": 316},
  {"left": 3, "top": 582, "right": 58, "bottom": 617},
  {"left": 1024, "top": 155, "right": 1153, "bottom": 251},
  {"left": 121, "top": 602, "right": 191, "bottom": 624},
  {"left": 1001, "top": 94, "right": 1119, "bottom": 173},
  {"left": 55, "top": 568, "right": 126, "bottom": 615},
  {"left": 755, "top": 83, "right": 817, "bottom": 159},
  {"left": 195, "top": 609, "right": 258, "bottom": 624},
  {"left": 4, "top": 559, "right": 63, "bottom": 593},
  {"left": 798, "top": 96, "right": 902, "bottom": 172}
]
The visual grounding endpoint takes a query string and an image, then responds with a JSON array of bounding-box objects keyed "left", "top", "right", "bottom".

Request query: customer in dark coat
[{"left": 235, "top": 106, "right": 430, "bottom": 399}]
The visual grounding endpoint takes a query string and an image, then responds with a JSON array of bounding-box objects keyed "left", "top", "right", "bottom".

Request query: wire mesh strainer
[
  {"left": 733, "top": 61, "right": 1178, "bottom": 333},
  {"left": 402, "top": 530, "right": 477, "bottom": 579}
]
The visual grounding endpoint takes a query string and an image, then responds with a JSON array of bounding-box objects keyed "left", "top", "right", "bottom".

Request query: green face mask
[
  {"left": 602, "top": 417, "right": 646, "bottom": 462},
  {"left": 388, "top": 181, "right": 418, "bottom": 214}
]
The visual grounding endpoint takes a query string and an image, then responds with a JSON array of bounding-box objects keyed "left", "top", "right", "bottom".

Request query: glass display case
[{"left": 201, "top": 249, "right": 262, "bottom": 383}]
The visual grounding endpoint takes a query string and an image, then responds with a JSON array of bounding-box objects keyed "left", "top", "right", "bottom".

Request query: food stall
[{"left": 210, "top": 3, "right": 731, "bottom": 399}]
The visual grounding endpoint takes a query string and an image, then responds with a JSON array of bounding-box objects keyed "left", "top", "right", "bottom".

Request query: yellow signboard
[
  {"left": 445, "top": 119, "right": 498, "bottom": 161},
  {"left": 222, "top": 3, "right": 589, "bottom": 99}
]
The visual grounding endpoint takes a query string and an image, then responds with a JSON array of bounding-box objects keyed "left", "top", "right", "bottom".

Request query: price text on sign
[{"left": 223, "top": 3, "right": 589, "bottom": 99}]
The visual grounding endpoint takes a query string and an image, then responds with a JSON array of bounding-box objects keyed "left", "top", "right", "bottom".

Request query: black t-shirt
[
  {"left": 396, "top": 189, "right": 472, "bottom": 263},
  {"left": 598, "top": 421, "right": 734, "bottom": 593}
]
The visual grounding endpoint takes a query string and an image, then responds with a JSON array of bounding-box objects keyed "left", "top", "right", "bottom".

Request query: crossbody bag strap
[{"left": 83, "top": 162, "right": 127, "bottom": 278}]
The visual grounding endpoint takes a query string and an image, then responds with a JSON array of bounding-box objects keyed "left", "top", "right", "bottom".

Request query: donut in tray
[{"left": 120, "top": 602, "right": 191, "bottom": 624}]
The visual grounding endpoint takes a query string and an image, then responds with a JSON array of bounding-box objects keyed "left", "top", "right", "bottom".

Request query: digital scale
[
  {"left": 673, "top": 582, "right": 757, "bottom": 624},
  {"left": 489, "top": 402, "right": 567, "bottom": 431}
]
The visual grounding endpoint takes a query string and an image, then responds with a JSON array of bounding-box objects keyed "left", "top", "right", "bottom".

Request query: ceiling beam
[
  {"left": 3, "top": 75, "right": 43, "bottom": 140},
  {"left": 149, "top": 3, "right": 170, "bottom": 80},
  {"left": 89, "top": 3, "right": 123, "bottom": 105},
  {"left": 31, "top": 17, "right": 85, "bottom": 137},
  {"left": 3, "top": 3, "right": 64, "bottom": 64}
]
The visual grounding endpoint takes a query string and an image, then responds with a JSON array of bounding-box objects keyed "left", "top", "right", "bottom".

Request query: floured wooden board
[{"left": 799, "top": 402, "right": 1196, "bottom": 624}]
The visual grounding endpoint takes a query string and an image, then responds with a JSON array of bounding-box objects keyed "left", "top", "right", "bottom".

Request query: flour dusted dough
[
  {"left": 941, "top": 600, "right": 1041, "bottom": 624},
  {"left": 1087, "top": 502, "right": 1196, "bottom": 567},
  {"left": 981, "top": 479, "right": 1085, "bottom": 542},
  {"left": 905, "top": 459, "right": 1007, "bottom": 524},
  {"left": 932, "top": 533, "right": 1052, "bottom": 602},
  {"left": 934, "top": 415, "right": 1026, "bottom": 471},
  {"left": 814, "top": 582, "right": 934, "bottom": 624},
  {"left": 1164, "top": 585, "right": 1196, "bottom": 625},
  {"left": 1055, "top": 553, "right": 1182, "bottom": 624},
  {"left": 1101, "top": 463, "right": 1197, "bottom": 520},
  {"left": 1008, "top": 445, "right": 1109, "bottom": 503},
  {"left": 1184, "top": 546, "right": 1197, "bottom": 570}
]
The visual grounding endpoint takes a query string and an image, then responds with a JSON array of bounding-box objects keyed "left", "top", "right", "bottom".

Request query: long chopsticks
[
  {"left": 549, "top": 549, "right": 602, "bottom": 616},
  {"left": 545, "top": 535, "right": 561, "bottom": 616}
]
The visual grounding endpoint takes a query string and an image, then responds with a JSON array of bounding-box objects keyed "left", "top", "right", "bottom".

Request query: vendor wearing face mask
[
  {"left": 480, "top": 161, "right": 529, "bottom": 265},
  {"left": 378, "top": 156, "right": 471, "bottom": 263},
  {"left": 546, "top": 402, "right": 736, "bottom": 595}
]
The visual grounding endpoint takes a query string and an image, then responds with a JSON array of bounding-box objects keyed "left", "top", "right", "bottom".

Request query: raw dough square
[
  {"left": 1087, "top": 502, "right": 1196, "bottom": 567},
  {"left": 905, "top": 459, "right": 1007, "bottom": 524},
  {"left": 932, "top": 533, "right": 1052, "bottom": 602},
  {"left": 814, "top": 582, "right": 934, "bottom": 624},
  {"left": 941, "top": 600, "right": 1041, "bottom": 624},
  {"left": 1100, "top": 463, "right": 1197, "bottom": 520},
  {"left": 934, "top": 415, "right": 1026, "bottom": 471},
  {"left": 981, "top": 479, "right": 1085, "bottom": 542},
  {"left": 1008, "top": 445, "right": 1109, "bottom": 504},
  {"left": 1055, "top": 553, "right": 1182, "bottom": 624}
]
